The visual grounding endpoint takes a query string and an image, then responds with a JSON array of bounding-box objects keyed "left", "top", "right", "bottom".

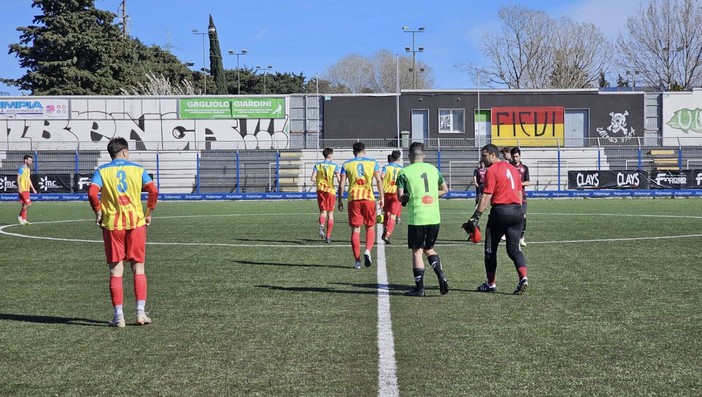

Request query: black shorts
[{"left": 407, "top": 224, "right": 440, "bottom": 250}]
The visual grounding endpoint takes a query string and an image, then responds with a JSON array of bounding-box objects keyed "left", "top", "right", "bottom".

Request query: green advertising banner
[
  {"left": 231, "top": 97, "right": 286, "bottom": 119},
  {"left": 179, "top": 98, "right": 232, "bottom": 119},
  {"left": 179, "top": 97, "right": 286, "bottom": 119}
]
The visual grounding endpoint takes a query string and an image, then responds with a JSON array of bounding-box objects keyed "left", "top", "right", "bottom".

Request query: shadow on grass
[
  {"left": 258, "top": 284, "right": 376, "bottom": 295},
  {"left": 0, "top": 313, "right": 108, "bottom": 326},
  {"left": 259, "top": 282, "right": 452, "bottom": 297},
  {"left": 229, "top": 237, "right": 321, "bottom": 245},
  {"left": 234, "top": 260, "right": 348, "bottom": 269},
  {"left": 332, "top": 282, "right": 517, "bottom": 296}
]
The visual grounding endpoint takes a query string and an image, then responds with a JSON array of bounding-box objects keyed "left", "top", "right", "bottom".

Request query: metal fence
[{"left": 1, "top": 142, "right": 701, "bottom": 194}]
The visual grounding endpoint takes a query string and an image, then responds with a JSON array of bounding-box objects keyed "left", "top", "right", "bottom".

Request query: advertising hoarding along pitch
[
  {"left": 179, "top": 97, "right": 286, "bottom": 119},
  {"left": 0, "top": 99, "right": 69, "bottom": 119}
]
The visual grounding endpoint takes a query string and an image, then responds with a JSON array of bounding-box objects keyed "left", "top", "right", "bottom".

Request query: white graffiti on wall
[
  {"left": 4, "top": 111, "right": 290, "bottom": 150},
  {"left": 596, "top": 110, "right": 636, "bottom": 143}
]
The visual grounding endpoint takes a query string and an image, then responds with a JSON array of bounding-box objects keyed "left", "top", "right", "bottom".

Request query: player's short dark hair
[
  {"left": 510, "top": 147, "right": 521, "bottom": 156},
  {"left": 23, "top": 155, "right": 32, "bottom": 161},
  {"left": 389, "top": 150, "right": 401, "bottom": 162},
  {"left": 322, "top": 148, "right": 333, "bottom": 158},
  {"left": 481, "top": 144, "right": 500, "bottom": 157},
  {"left": 107, "top": 137, "right": 129, "bottom": 159},
  {"left": 352, "top": 142, "right": 365, "bottom": 156},
  {"left": 500, "top": 146, "right": 511, "bottom": 154},
  {"left": 409, "top": 142, "right": 424, "bottom": 159}
]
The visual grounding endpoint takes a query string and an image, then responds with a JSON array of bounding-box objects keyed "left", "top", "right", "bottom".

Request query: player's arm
[
  {"left": 472, "top": 170, "right": 479, "bottom": 188},
  {"left": 88, "top": 183, "right": 102, "bottom": 226},
  {"left": 337, "top": 173, "right": 346, "bottom": 210},
  {"left": 143, "top": 181, "right": 158, "bottom": 226},
  {"left": 374, "top": 171, "right": 384, "bottom": 208},
  {"left": 522, "top": 166, "right": 531, "bottom": 187},
  {"left": 437, "top": 171, "right": 449, "bottom": 197},
  {"left": 466, "top": 170, "right": 494, "bottom": 230},
  {"left": 438, "top": 182, "right": 448, "bottom": 197},
  {"left": 396, "top": 173, "right": 409, "bottom": 206},
  {"left": 16, "top": 172, "right": 23, "bottom": 193},
  {"left": 29, "top": 176, "right": 38, "bottom": 194},
  {"left": 310, "top": 169, "right": 317, "bottom": 184}
]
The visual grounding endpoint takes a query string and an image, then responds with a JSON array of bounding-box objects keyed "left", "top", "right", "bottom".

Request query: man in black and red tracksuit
[
  {"left": 464, "top": 144, "right": 528, "bottom": 295},
  {"left": 472, "top": 160, "right": 487, "bottom": 207},
  {"left": 510, "top": 147, "right": 530, "bottom": 247}
]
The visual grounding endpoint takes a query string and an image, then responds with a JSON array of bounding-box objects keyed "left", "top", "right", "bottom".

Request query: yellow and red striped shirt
[
  {"left": 381, "top": 163, "right": 403, "bottom": 194},
  {"left": 341, "top": 157, "right": 379, "bottom": 202},
  {"left": 17, "top": 165, "right": 31, "bottom": 193},
  {"left": 91, "top": 159, "right": 153, "bottom": 231},
  {"left": 312, "top": 160, "right": 339, "bottom": 194}
]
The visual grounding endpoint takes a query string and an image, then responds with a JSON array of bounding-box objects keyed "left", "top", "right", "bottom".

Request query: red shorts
[
  {"left": 383, "top": 193, "right": 401, "bottom": 216},
  {"left": 317, "top": 191, "right": 336, "bottom": 212},
  {"left": 19, "top": 191, "right": 31, "bottom": 205},
  {"left": 102, "top": 226, "right": 147, "bottom": 264},
  {"left": 348, "top": 200, "right": 376, "bottom": 228}
]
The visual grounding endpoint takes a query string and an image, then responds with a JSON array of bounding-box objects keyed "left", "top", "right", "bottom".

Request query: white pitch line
[
  {"left": 2, "top": 213, "right": 701, "bottom": 248},
  {"left": 375, "top": 224, "right": 399, "bottom": 397}
]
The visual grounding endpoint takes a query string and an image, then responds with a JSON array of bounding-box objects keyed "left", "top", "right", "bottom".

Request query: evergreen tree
[
  {"left": 208, "top": 15, "right": 227, "bottom": 95},
  {"left": 598, "top": 71, "right": 610, "bottom": 88},
  {"left": 6, "top": 0, "right": 138, "bottom": 95},
  {"left": 5, "top": 0, "right": 196, "bottom": 95}
]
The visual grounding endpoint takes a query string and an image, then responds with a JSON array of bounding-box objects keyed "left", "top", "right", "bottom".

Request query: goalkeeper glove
[{"left": 400, "top": 194, "right": 409, "bottom": 207}]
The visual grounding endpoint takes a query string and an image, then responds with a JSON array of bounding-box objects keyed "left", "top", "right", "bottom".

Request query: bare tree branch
[
  {"left": 477, "top": 5, "right": 612, "bottom": 89},
  {"left": 617, "top": 0, "right": 702, "bottom": 90}
]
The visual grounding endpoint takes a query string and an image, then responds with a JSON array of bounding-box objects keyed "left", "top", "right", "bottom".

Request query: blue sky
[{"left": 0, "top": 0, "right": 643, "bottom": 95}]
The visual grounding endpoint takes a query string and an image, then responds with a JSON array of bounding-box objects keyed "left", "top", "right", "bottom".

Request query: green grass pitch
[{"left": 0, "top": 198, "right": 700, "bottom": 396}]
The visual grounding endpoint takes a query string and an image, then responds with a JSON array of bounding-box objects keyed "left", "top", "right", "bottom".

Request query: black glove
[
  {"left": 462, "top": 210, "right": 482, "bottom": 234},
  {"left": 400, "top": 194, "right": 409, "bottom": 207}
]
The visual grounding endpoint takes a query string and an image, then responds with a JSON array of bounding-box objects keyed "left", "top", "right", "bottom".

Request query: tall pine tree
[{"left": 208, "top": 15, "right": 227, "bottom": 95}]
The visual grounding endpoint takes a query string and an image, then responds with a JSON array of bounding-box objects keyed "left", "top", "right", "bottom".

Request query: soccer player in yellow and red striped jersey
[
  {"left": 381, "top": 150, "right": 403, "bottom": 244},
  {"left": 338, "top": 142, "right": 384, "bottom": 269},
  {"left": 311, "top": 148, "right": 340, "bottom": 243},
  {"left": 16, "top": 155, "right": 37, "bottom": 225},
  {"left": 88, "top": 137, "right": 159, "bottom": 328}
]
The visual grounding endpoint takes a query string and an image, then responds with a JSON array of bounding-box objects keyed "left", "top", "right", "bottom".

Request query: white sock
[{"left": 114, "top": 305, "right": 123, "bottom": 317}]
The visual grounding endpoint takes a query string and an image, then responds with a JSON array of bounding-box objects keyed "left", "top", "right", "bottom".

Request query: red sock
[
  {"left": 319, "top": 214, "right": 327, "bottom": 226},
  {"left": 110, "top": 276, "right": 124, "bottom": 307},
  {"left": 134, "top": 273, "right": 147, "bottom": 301},
  {"left": 351, "top": 231, "right": 361, "bottom": 260},
  {"left": 365, "top": 227, "right": 375, "bottom": 251},
  {"left": 20, "top": 209, "right": 27, "bottom": 220},
  {"left": 517, "top": 267, "right": 528, "bottom": 281},
  {"left": 326, "top": 219, "right": 334, "bottom": 238},
  {"left": 386, "top": 217, "right": 396, "bottom": 237}
]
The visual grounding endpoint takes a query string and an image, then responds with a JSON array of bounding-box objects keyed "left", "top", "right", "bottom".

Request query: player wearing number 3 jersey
[
  {"left": 88, "top": 137, "right": 159, "bottom": 328},
  {"left": 466, "top": 144, "right": 529, "bottom": 295}
]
